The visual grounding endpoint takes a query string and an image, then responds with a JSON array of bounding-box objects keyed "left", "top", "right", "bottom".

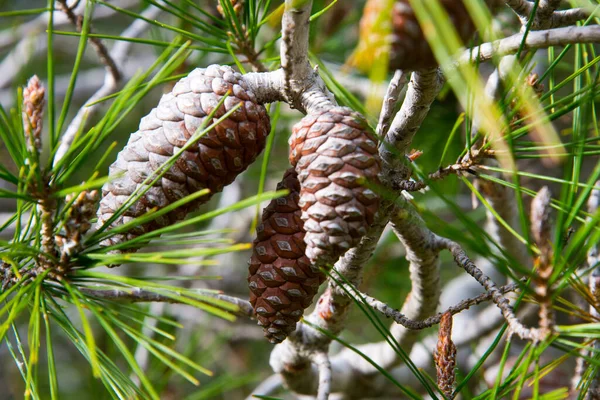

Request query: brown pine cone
[
  {"left": 248, "top": 168, "right": 326, "bottom": 343},
  {"left": 97, "top": 65, "right": 270, "bottom": 250},
  {"left": 355, "top": 0, "right": 500, "bottom": 72},
  {"left": 289, "top": 107, "right": 381, "bottom": 267},
  {"left": 390, "top": 0, "right": 478, "bottom": 70}
]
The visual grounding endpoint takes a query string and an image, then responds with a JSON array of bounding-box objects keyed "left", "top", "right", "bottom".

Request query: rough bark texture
[
  {"left": 289, "top": 107, "right": 382, "bottom": 267},
  {"left": 248, "top": 168, "right": 326, "bottom": 343},
  {"left": 97, "top": 65, "right": 270, "bottom": 249}
]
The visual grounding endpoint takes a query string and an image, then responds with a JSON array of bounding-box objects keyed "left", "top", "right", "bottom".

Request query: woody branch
[
  {"left": 246, "top": 3, "right": 600, "bottom": 399},
  {"left": 242, "top": 1, "right": 600, "bottom": 398},
  {"left": 53, "top": 3, "right": 163, "bottom": 165}
]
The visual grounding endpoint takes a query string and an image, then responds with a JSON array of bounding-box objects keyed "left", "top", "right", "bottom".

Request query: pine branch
[
  {"left": 461, "top": 25, "right": 600, "bottom": 64},
  {"left": 504, "top": 0, "right": 535, "bottom": 23},
  {"left": 53, "top": 3, "right": 162, "bottom": 165},
  {"left": 343, "top": 280, "right": 522, "bottom": 330},
  {"left": 314, "top": 352, "right": 332, "bottom": 400},
  {"left": 56, "top": 0, "right": 121, "bottom": 81},
  {"left": 377, "top": 70, "right": 408, "bottom": 137},
  {"left": 380, "top": 68, "right": 444, "bottom": 172},
  {"left": 436, "top": 237, "right": 544, "bottom": 341},
  {"left": 78, "top": 287, "right": 255, "bottom": 318}
]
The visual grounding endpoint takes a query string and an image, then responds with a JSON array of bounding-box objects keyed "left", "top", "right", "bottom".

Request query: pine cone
[
  {"left": 390, "top": 0, "right": 478, "bottom": 70},
  {"left": 248, "top": 168, "right": 326, "bottom": 343},
  {"left": 289, "top": 107, "right": 381, "bottom": 267},
  {"left": 355, "top": 0, "right": 499, "bottom": 72},
  {"left": 97, "top": 65, "right": 270, "bottom": 250}
]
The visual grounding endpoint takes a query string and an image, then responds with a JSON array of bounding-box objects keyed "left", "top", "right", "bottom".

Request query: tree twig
[
  {"left": 245, "top": 374, "right": 283, "bottom": 400},
  {"left": 56, "top": 0, "right": 121, "bottom": 81},
  {"left": 531, "top": 186, "right": 555, "bottom": 333},
  {"left": 436, "top": 237, "right": 544, "bottom": 341},
  {"left": 279, "top": 0, "right": 334, "bottom": 113},
  {"left": 314, "top": 352, "right": 332, "bottom": 400},
  {"left": 0, "top": 0, "right": 139, "bottom": 52},
  {"left": 345, "top": 279, "right": 522, "bottom": 330},
  {"left": 53, "top": 3, "right": 163, "bottom": 166},
  {"left": 78, "top": 287, "right": 255, "bottom": 318},
  {"left": 377, "top": 70, "right": 408, "bottom": 137},
  {"left": 504, "top": 0, "right": 535, "bottom": 23},
  {"left": 460, "top": 25, "right": 600, "bottom": 64},
  {"left": 380, "top": 68, "right": 444, "bottom": 172}
]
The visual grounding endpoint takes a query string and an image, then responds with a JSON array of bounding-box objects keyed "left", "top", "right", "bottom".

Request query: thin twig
[
  {"left": 56, "top": 0, "right": 121, "bottom": 80},
  {"left": 279, "top": 0, "right": 334, "bottom": 113},
  {"left": 0, "top": 0, "right": 139, "bottom": 52},
  {"left": 504, "top": 0, "right": 589, "bottom": 28},
  {"left": 504, "top": 0, "right": 534, "bottom": 23},
  {"left": 531, "top": 186, "right": 555, "bottom": 333},
  {"left": 377, "top": 70, "right": 408, "bottom": 137},
  {"left": 314, "top": 352, "right": 332, "bottom": 400},
  {"left": 53, "top": 4, "right": 163, "bottom": 166},
  {"left": 381, "top": 68, "right": 444, "bottom": 172},
  {"left": 460, "top": 25, "right": 600, "bottom": 64},
  {"left": 346, "top": 280, "right": 522, "bottom": 330},
  {"left": 0, "top": 0, "right": 140, "bottom": 90},
  {"left": 78, "top": 287, "right": 254, "bottom": 318},
  {"left": 535, "top": 0, "right": 563, "bottom": 29},
  {"left": 245, "top": 374, "right": 283, "bottom": 400},
  {"left": 436, "top": 237, "right": 544, "bottom": 341},
  {"left": 549, "top": 8, "right": 590, "bottom": 28}
]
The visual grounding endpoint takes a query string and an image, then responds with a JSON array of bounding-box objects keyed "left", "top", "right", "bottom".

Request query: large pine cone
[
  {"left": 390, "top": 0, "right": 477, "bottom": 70},
  {"left": 97, "top": 65, "right": 270, "bottom": 249},
  {"left": 248, "top": 169, "right": 326, "bottom": 343},
  {"left": 356, "top": 0, "right": 499, "bottom": 71},
  {"left": 289, "top": 107, "right": 381, "bottom": 267}
]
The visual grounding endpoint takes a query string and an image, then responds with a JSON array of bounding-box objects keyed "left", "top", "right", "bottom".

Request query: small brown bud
[
  {"left": 434, "top": 312, "right": 457, "bottom": 399},
  {"left": 217, "top": 0, "right": 243, "bottom": 19}
]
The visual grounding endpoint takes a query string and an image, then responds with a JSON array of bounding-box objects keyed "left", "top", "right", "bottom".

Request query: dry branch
[
  {"left": 349, "top": 280, "right": 522, "bottom": 330},
  {"left": 78, "top": 287, "right": 255, "bottom": 318},
  {"left": 53, "top": 4, "right": 163, "bottom": 165},
  {"left": 56, "top": 0, "right": 121, "bottom": 81},
  {"left": 436, "top": 237, "right": 543, "bottom": 341},
  {"left": 377, "top": 70, "right": 408, "bottom": 137},
  {"left": 461, "top": 25, "right": 600, "bottom": 64}
]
